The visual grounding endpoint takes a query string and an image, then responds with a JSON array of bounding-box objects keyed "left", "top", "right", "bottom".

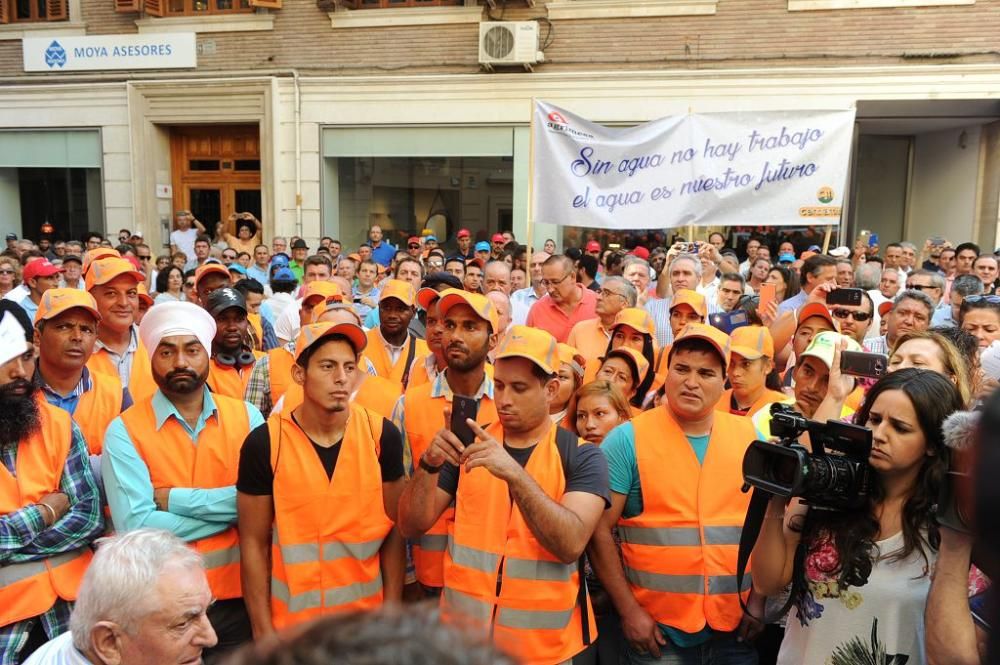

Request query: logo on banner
[
  {"left": 44, "top": 40, "right": 67, "bottom": 68},
  {"left": 544, "top": 110, "right": 594, "bottom": 139},
  {"left": 799, "top": 185, "right": 841, "bottom": 218}
]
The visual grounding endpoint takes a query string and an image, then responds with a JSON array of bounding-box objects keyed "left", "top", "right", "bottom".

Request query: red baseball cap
[
  {"left": 492, "top": 233, "right": 506, "bottom": 243},
  {"left": 630, "top": 246, "right": 650, "bottom": 260},
  {"left": 586, "top": 241, "right": 601, "bottom": 252},
  {"left": 407, "top": 236, "right": 420, "bottom": 245},
  {"left": 457, "top": 229, "right": 471, "bottom": 239},
  {"left": 23, "top": 258, "right": 63, "bottom": 282}
]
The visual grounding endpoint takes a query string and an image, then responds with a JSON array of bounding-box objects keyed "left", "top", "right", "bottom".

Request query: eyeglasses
[
  {"left": 598, "top": 288, "right": 625, "bottom": 299},
  {"left": 831, "top": 308, "right": 872, "bottom": 322},
  {"left": 965, "top": 295, "right": 1000, "bottom": 304},
  {"left": 184, "top": 281, "right": 195, "bottom": 288},
  {"left": 138, "top": 255, "right": 151, "bottom": 261},
  {"left": 223, "top": 254, "right": 237, "bottom": 261},
  {"left": 907, "top": 283, "right": 939, "bottom": 292},
  {"left": 0, "top": 270, "right": 13, "bottom": 275},
  {"left": 408, "top": 244, "right": 420, "bottom": 249},
  {"left": 541, "top": 273, "right": 573, "bottom": 288}
]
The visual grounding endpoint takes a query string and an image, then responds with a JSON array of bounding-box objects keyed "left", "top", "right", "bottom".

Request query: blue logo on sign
[{"left": 44, "top": 40, "right": 67, "bottom": 68}]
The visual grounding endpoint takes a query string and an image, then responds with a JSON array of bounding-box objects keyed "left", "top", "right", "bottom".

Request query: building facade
[{"left": 0, "top": 0, "right": 998, "bottom": 253}]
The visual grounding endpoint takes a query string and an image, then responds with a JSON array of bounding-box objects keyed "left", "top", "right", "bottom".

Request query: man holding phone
[
  {"left": 393, "top": 289, "right": 500, "bottom": 595},
  {"left": 398, "top": 325, "right": 609, "bottom": 665}
]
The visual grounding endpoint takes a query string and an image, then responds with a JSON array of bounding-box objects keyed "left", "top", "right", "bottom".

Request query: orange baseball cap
[
  {"left": 85, "top": 257, "right": 145, "bottom": 291},
  {"left": 416, "top": 286, "right": 442, "bottom": 311},
  {"left": 495, "top": 325, "right": 558, "bottom": 374},
  {"left": 82, "top": 248, "right": 120, "bottom": 274},
  {"left": 301, "top": 281, "right": 342, "bottom": 306},
  {"left": 379, "top": 279, "right": 416, "bottom": 307},
  {"left": 797, "top": 302, "right": 835, "bottom": 329},
  {"left": 730, "top": 325, "right": 774, "bottom": 361},
  {"left": 294, "top": 321, "right": 367, "bottom": 361},
  {"left": 603, "top": 346, "right": 650, "bottom": 383},
  {"left": 673, "top": 322, "right": 732, "bottom": 366},
  {"left": 136, "top": 282, "right": 154, "bottom": 308},
  {"left": 310, "top": 294, "right": 358, "bottom": 324},
  {"left": 437, "top": 288, "right": 500, "bottom": 333},
  {"left": 669, "top": 289, "right": 707, "bottom": 318},
  {"left": 557, "top": 342, "right": 586, "bottom": 378},
  {"left": 465, "top": 257, "right": 485, "bottom": 270},
  {"left": 878, "top": 300, "right": 893, "bottom": 318},
  {"left": 614, "top": 307, "right": 656, "bottom": 338},
  {"left": 193, "top": 263, "right": 230, "bottom": 290},
  {"left": 34, "top": 288, "right": 101, "bottom": 324},
  {"left": 347, "top": 253, "right": 362, "bottom": 263}
]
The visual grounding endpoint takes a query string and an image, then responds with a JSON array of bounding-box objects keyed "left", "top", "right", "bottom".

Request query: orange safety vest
[
  {"left": 88, "top": 337, "right": 157, "bottom": 403},
  {"left": 207, "top": 354, "right": 260, "bottom": 400},
  {"left": 442, "top": 424, "right": 594, "bottom": 665},
  {"left": 75, "top": 371, "right": 124, "bottom": 455},
  {"left": 0, "top": 399, "right": 93, "bottom": 626},
  {"left": 714, "top": 388, "right": 792, "bottom": 419},
  {"left": 621, "top": 407, "right": 755, "bottom": 634},
  {"left": 248, "top": 313, "right": 264, "bottom": 351},
  {"left": 268, "top": 404, "right": 392, "bottom": 629},
  {"left": 120, "top": 392, "right": 249, "bottom": 600},
  {"left": 362, "top": 329, "right": 428, "bottom": 389},
  {"left": 403, "top": 380, "right": 497, "bottom": 588},
  {"left": 267, "top": 346, "right": 296, "bottom": 406}
]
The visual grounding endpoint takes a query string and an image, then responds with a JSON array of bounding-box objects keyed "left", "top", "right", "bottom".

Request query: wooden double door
[{"left": 170, "top": 125, "right": 261, "bottom": 234}]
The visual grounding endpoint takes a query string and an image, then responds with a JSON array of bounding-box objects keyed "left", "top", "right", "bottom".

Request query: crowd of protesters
[{"left": 0, "top": 211, "right": 996, "bottom": 665}]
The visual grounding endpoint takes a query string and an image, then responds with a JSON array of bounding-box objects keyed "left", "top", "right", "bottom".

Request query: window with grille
[{"left": 114, "top": 0, "right": 280, "bottom": 16}]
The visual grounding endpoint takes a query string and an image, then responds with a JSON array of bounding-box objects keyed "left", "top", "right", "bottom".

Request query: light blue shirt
[
  {"left": 246, "top": 264, "right": 270, "bottom": 285},
  {"left": 776, "top": 290, "right": 808, "bottom": 318},
  {"left": 101, "top": 387, "right": 264, "bottom": 541},
  {"left": 16, "top": 294, "right": 38, "bottom": 320},
  {"left": 931, "top": 302, "right": 954, "bottom": 327}
]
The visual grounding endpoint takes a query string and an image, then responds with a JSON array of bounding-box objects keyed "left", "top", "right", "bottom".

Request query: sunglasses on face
[
  {"left": 184, "top": 281, "right": 195, "bottom": 288},
  {"left": 907, "top": 283, "right": 938, "bottom": 292},
  {"left": 138, "top": 255, "right": 151, "bottom": 261},
  {"left": 223, "top": 254, "right": 237, "bottom": 260},
  {"left": 408, "top": 244, "right": 420, "bottom": 249},
  {"left": 0, "top": 270, "right": 13, "bottom": 275},
  {"left": 831, "top": 308, "right": 872, "bottom": 322}
]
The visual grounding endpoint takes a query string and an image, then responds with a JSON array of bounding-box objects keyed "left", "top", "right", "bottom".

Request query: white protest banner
[{"left": 531, "top": 101, "right": 856, "bottom": 229}]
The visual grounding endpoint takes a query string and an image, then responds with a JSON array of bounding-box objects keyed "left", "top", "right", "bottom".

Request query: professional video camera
[{"left": 742, "top": 404, "right": 873, "bottom": 511}]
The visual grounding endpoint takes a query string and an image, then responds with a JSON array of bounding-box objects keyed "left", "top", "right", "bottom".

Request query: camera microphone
[{"left": 942, "top": 410, "right": 979, "bottom": 452}]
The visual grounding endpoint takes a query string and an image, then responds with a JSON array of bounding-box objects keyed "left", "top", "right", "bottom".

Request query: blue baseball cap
[
  {"left": 228, "top": 263, "right": 247, "bottom": 275},
  {"left": 475, "top": 241, "right": 490, "bottom": 253},
  {"left": 425, "top": 234, "right": 437, "bottom": 242},
  {"left": 270, "top": 253, "right": 290, "bottom": 267},
  {"left": 272, "top": 267, "right": 296, "bottom": 281},
  {"left": 778, "top": 253, "right": 795, "bottom": 264}
]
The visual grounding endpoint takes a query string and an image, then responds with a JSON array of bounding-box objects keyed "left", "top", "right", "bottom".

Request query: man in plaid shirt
[{"left": 0, "top": 301, "right": 103, "bottom": 664}]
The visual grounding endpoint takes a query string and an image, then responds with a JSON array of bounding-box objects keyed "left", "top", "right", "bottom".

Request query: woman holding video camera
[{"left": 751, "top": 357, "right": 963, "bottom": 665}]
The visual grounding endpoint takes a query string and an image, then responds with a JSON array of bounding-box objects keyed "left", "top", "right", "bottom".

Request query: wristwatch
[{"left": 419, "top": 456, "right": 443, "bottom": 474}]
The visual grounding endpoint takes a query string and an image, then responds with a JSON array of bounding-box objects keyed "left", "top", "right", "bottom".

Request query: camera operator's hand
[
  {"left": 826, "top": 338, "right": 856, "bottom": 404},
  {"left": 620, "top": 605, "right": 667, "bottom": 657}
]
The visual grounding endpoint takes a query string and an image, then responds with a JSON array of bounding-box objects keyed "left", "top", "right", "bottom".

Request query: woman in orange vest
[{"left": 237, "top": 321, "right": 405, "bottom": 637}]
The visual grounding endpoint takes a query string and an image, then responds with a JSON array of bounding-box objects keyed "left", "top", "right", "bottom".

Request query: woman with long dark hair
[
  {"left": 600, "top": 308, "right": 656, "bottom": 408},
  {"left": 153, "top": 265, "right": 185, "bottom": 303},
  {"left": 752, "top": 364, "right": 963, "bottom": 664}
]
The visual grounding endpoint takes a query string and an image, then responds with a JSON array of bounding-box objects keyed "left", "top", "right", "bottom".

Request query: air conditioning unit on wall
[{"left": 478, "top": 21, "right": 544, "bottom": 71}]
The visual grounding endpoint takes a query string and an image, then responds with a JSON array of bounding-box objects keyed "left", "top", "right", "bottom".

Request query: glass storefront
[{"left": 336, "top": 155, "right": 513, "bottom": 253}]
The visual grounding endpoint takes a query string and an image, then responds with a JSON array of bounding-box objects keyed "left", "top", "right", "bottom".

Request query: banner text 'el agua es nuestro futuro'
[{"left": 531, "top": 101, "right": 856, "bottom": 230}]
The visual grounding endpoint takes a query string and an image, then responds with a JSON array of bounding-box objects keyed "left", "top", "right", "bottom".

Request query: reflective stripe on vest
[
  {"left": 447, "top": 538, "right": 579, "bottom": 583},
  {"left": 621, "top": 407, "right": 756, "bottom": 634},
  {"left": 0, "top": 549, "right": 86, "bottom": 587},
  {"left": 441, "top": 586, "right": 576, "bottom": 631},
  {"left": 269, "top": 404, "right": 392, "bottom": 629}
]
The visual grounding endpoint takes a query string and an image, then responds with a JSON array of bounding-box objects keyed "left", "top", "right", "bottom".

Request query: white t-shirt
[
  {"left": 23, "top": 631, "right": 93, "bottom": 665},
  {"left": 777, "top": 530, "right": 934, "bottom": 665},
  {"left": 170, "top": 227, "right": 198, "bottom": 258}
]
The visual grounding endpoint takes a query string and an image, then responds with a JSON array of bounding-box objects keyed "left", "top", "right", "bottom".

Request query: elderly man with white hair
[
  {"left": 24, "top": 529, "right": 218, "bottom": 665},
  {"left": 645, "top": 253, "right": 721, "bottom": 348},
  {"left": 101, "top": 301, "right": 264, "bottom": 661}
]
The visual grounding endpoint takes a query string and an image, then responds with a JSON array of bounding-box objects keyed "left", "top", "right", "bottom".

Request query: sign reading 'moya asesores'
[
  {"left": 23, "top": 33, "right": 196, "bottom": 72},
  {"left": 531, "top": 101, "right": 856, "bottom": 229}
]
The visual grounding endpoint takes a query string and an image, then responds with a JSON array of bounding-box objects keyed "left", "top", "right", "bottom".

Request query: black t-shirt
[
  {"left": 237, "top": 416, "right": 405, "bottom": 496},
  {"left": 436, "top": 434, "right": 610, "bottom": 507}
]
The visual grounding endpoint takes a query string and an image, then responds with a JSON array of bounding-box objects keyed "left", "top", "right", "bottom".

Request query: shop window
[
  {"left": 336, "top": 156, "right": 513, "bottom": 251},
  {"left": 339, "top": 0, "right": 460, "bottom": 9},
  {"left": 0, "top": 0, "right": 68, "bottom": 23}
]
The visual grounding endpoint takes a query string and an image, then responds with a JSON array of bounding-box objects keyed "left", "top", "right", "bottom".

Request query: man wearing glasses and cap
[
  {"left": 398, "top": 325, "right": 609, "bottom": 665},
  {"left": 102, "top": 301, "right": 264, "bottom": 660},
  {"left": 237, "top": 320, "right": 406, "bottom": 637}
]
